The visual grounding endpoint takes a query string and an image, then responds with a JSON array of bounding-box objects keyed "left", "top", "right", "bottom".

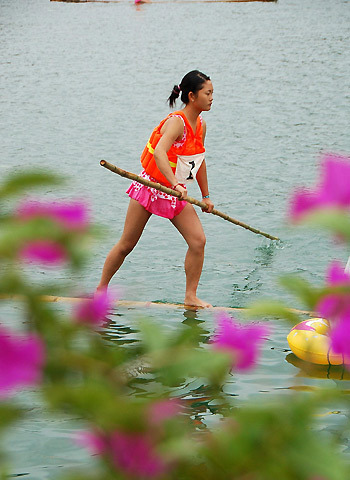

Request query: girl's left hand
[{"left": 202, "top": 197, "right": 214, "bottom": 213}]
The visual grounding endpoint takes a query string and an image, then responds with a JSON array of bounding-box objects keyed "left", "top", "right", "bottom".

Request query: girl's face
[{"left": 192, "top": 80, "right": 214, "bottom": 111}]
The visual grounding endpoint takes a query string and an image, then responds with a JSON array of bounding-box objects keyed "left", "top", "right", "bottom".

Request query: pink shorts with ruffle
[{"left": 126, "top": 170, "right": 187, "bottom": 219}]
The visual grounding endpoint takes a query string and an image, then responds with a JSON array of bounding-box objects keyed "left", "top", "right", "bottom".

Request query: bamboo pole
[{"left": 100, "top": 160, "right": 280, "bottom": 241}]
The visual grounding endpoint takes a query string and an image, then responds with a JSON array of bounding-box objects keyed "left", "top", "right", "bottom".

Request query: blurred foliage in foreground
[{"left": 0, "top": 165, "right": 350, "bottom": 480}]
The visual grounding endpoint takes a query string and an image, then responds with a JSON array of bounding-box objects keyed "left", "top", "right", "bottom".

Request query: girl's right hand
[{"left": 174, "top": 184, "right": 187, "bottom": 200}]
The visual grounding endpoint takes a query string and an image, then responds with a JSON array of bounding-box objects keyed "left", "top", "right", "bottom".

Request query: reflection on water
[
  {"left": 101, "top": 313, "right": 140, "bottom": 346},
  {"left": 286, "top": 353, "right": 350, "bottom": 382},
  {"left": 103, "top": 306, "right": 350, "bottom": 408},
  {"left": 96, "top": 307, "right": 219, "bottom": 431}
]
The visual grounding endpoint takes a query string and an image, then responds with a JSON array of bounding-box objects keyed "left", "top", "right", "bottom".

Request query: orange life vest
[{"left": 140, "top": 110, "right": 205, "bottom": 187}]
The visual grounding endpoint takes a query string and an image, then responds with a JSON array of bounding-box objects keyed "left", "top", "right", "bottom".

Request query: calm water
[{"left": 1, "top": 0, "right": 350, "bottom": 477}]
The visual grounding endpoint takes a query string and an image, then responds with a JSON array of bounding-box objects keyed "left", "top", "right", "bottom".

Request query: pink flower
[
  {"left": 316, "top": 261, "right": 350, "bottom": 322},
  {"left": 314, "top": 262, "right": 350, "bottom": 363},
  {"left": 15, "top": 200, "right": 89, "bottom": 266},
  {"left": 211, "top": 313, "right": 268, "bottom": 371},
  {"left": 289, "top": 153, "right": 350, "bottom": 222},
  {"left": 0, "top": 326, "right": 45, "bottom": 398},
  {"left": 78, "top": 430, "right": 171, "bottom": 478},
  {"left": 77, "top": 398, "right": 180, "bottom": 477},
  {"left": 110, "top": 431, "right": 168, "bottom": 477},
  {"left": 16, "top": 200, "right": 89, "bottom": 231},
  {"left": 75, "top": 430, "right": 107, "bottom": 455},
  {"left": 329, "top": 314, "right": 350, "bottom": 362},
  {"left": 19, "top": 240, "right": 68, "bottom": 265},
  {"left": 148, "top": 399, "right": 181, "bottom": 426},
  {"left": 73, "top": 288, "right": 117, "bottom": 326}
]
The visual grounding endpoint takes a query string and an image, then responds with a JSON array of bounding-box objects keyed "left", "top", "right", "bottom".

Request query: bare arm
[
  {"left": 196, "top": 160, "right": 210, "bottom": 197},
  {"left": 196, "top": 161, "right": 214, "bottom": 213},
  {"left": 154, "top": 117, "right": 187, "bottom": 199},
  {"left": 202, "top": 120, "right": 207, "bottom": 144},
  {"left": 196, "top": 119, "right": 214, "bottom": 213}
]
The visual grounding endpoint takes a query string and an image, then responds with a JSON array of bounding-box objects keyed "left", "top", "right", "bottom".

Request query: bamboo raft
[{"left": 0, "top": 294, "right": 313, "bottom": 316}]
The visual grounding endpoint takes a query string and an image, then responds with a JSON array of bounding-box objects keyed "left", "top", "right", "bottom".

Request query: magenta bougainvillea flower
[
  {"left": 77, "top": 397, "right": 180, "bottom": 477},
  {"left": 19, "top": 239, "right": 68, "bottom": 265},
  {"left": 289, "top": 153, "right": 350, "bottom": 222},
  {"left": 15, "top": 200, "right": 90, "bottom": 266},
  {"left": 0, "top": 326, "right": 45, "bottom": 398},
  {"left": 75, "top": 430, "right": 107, "bottom": 455},
  {"left": 148, "top": 399, "right": 182, "bottom": 426},
  {"left": 315, "top": 261, "right": 350, "bottom": 363},
  {"left": 329, "top": 315, "right": 350, "bottom": 362},
  {"left": 109, "top": 431, "right": 169, "bottom": 478},
  {"left": 78, "top": 429, "right": 171, "bottom": 478},
  {"left": 211, "top": 312, "right": 268, "bottom": 371},
  {"left": 16, "top": 199, "right": 89, "bottom": 230},
  {"left": 317, "top": 261, "right": 350, "bottom": 322},
  {"left": 73, "top": 288, "right": 117, "bottom": 327}
]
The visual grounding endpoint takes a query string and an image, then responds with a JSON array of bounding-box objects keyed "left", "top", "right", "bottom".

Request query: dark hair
[{"left": 167, "top": 70, "right": 211, "bottom": 108}]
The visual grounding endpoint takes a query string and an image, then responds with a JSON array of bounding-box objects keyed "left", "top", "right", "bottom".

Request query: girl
[{"left": 97, "top": 70, "right": 214, "bottom": 307}]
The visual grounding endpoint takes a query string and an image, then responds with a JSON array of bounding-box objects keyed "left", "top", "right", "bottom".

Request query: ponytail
[
  {"left": 168, "top": 84, "right": 181, "bottom": 108},
  {"left": 167, "top": 70, "right": 210, "bottom": 108}
]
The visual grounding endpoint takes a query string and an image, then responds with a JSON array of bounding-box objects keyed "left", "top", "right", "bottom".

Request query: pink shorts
[{"left": 126, "top": 170, "right": 187, "bottom": 219}]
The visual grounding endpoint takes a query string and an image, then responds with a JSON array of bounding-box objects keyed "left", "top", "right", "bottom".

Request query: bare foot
[
  {"left": 95, "top": 284, "right": 108, "bottom": 293},
  {"left": 184, "top": 295, "right": 212, "bottom": 308}
]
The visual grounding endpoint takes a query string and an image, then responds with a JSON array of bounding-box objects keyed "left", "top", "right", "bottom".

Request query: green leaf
[
  {"left": 0, "top": 170, "right": 64, "bottom": 199},
  {"left": 278, "top": 274, "right": 320, "bottom": 309},
  {"left": 245, "top": 299, "right": 301, "bottom": 325},
  {"left": 0, "top": 404, "right": 23, "bottom": 430},
  {"left": 153, "top": 347, "right": 230, "bottom": 388},
  {"left": 137, "top": 318, "right": 169, "bottom": 352},
  {"left": 201, "top": 392, "right": 350, "bottom": 480}
]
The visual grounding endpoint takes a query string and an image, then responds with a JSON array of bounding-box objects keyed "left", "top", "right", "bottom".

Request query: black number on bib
[{"left": 187, "top": 161, "right": 196, "bottom": 180}]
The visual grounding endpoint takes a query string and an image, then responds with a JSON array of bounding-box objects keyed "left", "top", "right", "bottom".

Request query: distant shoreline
[{"left": 50, "top": 0, "right": 278, "bottom": 4}]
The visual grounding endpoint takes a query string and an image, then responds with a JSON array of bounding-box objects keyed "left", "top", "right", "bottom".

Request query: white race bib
[{"left": 174, "top": 153, "right": 205, "bottom": 184}]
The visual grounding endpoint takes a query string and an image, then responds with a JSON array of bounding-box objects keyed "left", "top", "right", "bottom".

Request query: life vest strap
[{"left": 147, "top": 141, "right": 154, "bottom": 155}]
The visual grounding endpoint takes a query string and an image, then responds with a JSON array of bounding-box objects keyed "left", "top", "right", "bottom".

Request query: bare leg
[
  {"left": 97, "top": 199, "right": 152, "bottom": 290},
  {"left": 171, "top": 204, "right": 212, "bottom": 308}
]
